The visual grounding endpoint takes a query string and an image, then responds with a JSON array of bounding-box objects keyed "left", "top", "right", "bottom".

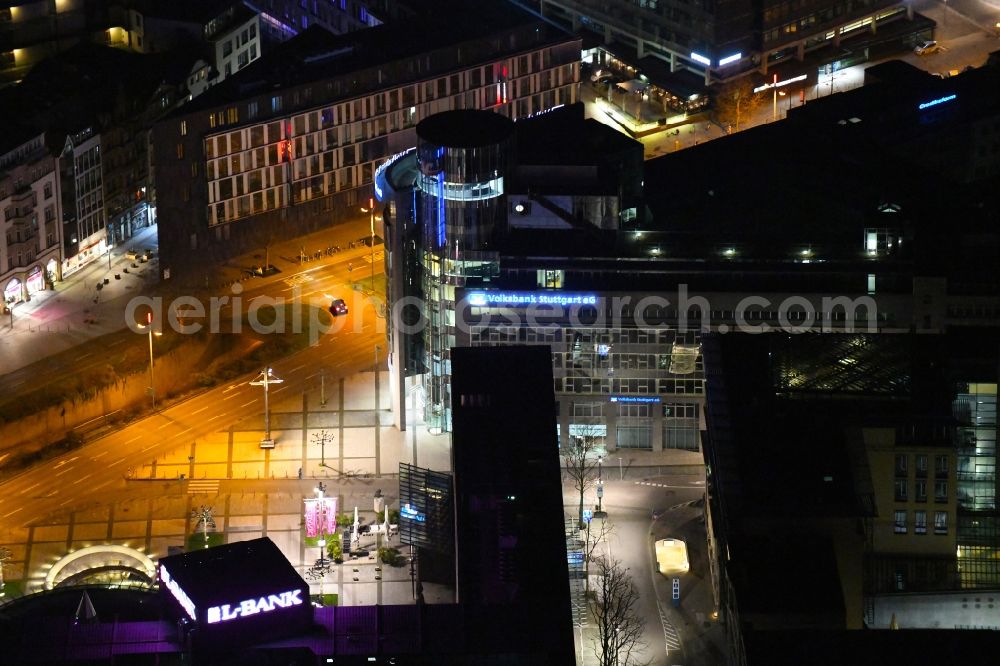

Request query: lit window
[
  {"left": 180, "top": 120, "right": 187, "bottom": 136},
  {"left": 914, "top": 510, "right": 927, "bottom": 534},
  {"left": 934, "top": 511, "right": 948, "bottom": 534},
  {"left": 894, "top": 510, "right": 907, "bottom": 534}
]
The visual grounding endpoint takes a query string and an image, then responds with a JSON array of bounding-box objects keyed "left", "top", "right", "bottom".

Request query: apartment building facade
[
  {"left": 0, "top": 133, "right": 63, "bottom": 307},
  {"left": 151, "top": 4, "right": 581, "bottom": 277}
]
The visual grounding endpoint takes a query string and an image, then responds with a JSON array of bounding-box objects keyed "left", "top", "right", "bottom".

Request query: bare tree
[
  {"left": 590, "top": 556, "right": 648, "bottom": 666},
  {"left": 563, "top": 428, "right": 604, "bottom": 528},
  {"left": 583, "top": 516, "right": 615, "bottom": 596},
  {"left": 711, "top": 79, "right": 765, "bottom": 133}
]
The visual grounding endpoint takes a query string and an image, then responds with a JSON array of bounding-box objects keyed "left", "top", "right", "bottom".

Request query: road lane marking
[
  {"left": 288, "top": 364, "right": 305, "bottom": 373},
  {"left": 239, "top": 400, "right": 255, "bottom": 408},
  {"left": 2, "top": 507, "right": 23, "bottom": 518},
  {"left": 223, "top": 392, "right": 240, "bottom": 400},
  {"left": 111, "top": 457, "right": 126, "bottom": 465},
  {"left": 55, "top": 466, "right": 76, "bottom": 477},
  {"left": 223, "top": 384, "right": 238, "bottom": 393},
  {"left": 21, "top": 482, "right": 41, "bottom": 494},
  {"left": 92, "top": 450, "right": 109, "bottom": 459},
  {"left": 91, "top": 480, "right": 112, "bottom": 491},
  {"left": 141, "top": 442, "right": 158, "bottom": 452},
  {"left": 124, "top": 435, "right": 141, "bottom": 445},
  {"left": 191, "top": 405, "right": 210, "bottom": 415},
  {"left": 72, "top": 473, "right": 93, "bottom": 485}
]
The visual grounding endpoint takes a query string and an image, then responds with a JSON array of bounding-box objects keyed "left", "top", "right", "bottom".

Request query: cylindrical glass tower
[{"left": 416, "top": 110, "right": 514, "bottom": 432}]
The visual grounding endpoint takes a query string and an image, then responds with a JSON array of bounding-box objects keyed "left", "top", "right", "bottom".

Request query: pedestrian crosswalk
[
  {"left": 284, "top": 274, "right": 314, "bottom": 287},
  {"left": 187, "top": 479, "right": 220, "bottom": 495},
  {"left": 657, "top": 599, "right": 683, "bottom": 653}
]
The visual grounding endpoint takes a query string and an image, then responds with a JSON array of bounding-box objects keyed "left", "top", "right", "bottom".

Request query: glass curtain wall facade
[
  {"left": 955, "top": 382, "right": 1000, "bottom": 588},
  {"left": 416, "top": 112, "right": 513, "bottom": 432}
]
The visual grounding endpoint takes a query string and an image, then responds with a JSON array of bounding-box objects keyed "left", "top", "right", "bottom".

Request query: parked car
[
  {"left": 914, "top": 40, "right": 939, "bottom": 55},
  {"left": 655, "top": 538, "right": 690, "bottom": 575}
]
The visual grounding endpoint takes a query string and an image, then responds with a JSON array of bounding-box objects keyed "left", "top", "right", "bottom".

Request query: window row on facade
[
  {"left": 894, "top": 478, "right": 950, "bottom": 503},
  {"left": 555, "top": 376, "right": 704, "bottom": 395},
  {"left": 894, "top": 510, "right": 949, "bottom": 535},
  {"left": 202, "top": 56, "right": 577, "bottom": 148},
  {"left": 205, "top": 86, "right": 576, "bottom": 225}
]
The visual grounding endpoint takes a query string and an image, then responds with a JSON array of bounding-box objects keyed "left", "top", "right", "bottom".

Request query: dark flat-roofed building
[
  {"left": 702, "top": 331, "right": 1000, "bottom": 664},
  {"left": 450, "top": 345, "right": 575, "bottom": 664}
]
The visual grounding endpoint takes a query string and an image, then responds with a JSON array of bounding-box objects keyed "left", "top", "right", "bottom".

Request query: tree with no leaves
[
  {"left": 711, "top": 79, "right": 765, "bottom": 133},
  {"left": 563, "top": 427, "right": 604, "bottom": 528},
  {"left": 590, "top": 556, "right": 648, "bottom": 666}
]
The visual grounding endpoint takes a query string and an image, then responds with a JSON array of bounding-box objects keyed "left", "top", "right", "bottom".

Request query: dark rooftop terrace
[{"left": 179, "top": 0, "right": 573, "bottom": 115}]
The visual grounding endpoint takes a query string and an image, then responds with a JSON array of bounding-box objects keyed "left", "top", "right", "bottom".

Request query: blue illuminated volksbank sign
[
  {"left": 610, "top": 396, "right": 662, "bottom": 404},
  {"left": 466, "top": 291, "right": 598, "bottom": 307}
]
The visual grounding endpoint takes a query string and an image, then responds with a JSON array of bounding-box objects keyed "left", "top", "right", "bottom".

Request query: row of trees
[{"left": 563, "top": 431, "right": 647, "bottom": 665}]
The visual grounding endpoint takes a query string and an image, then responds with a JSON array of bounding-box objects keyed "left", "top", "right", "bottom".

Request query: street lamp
[
  {"left": 361, "top": 198, "right": 376, "bottom": 291},
  {"left": 250, "top": 367, "right": 283, "bottom": 449},
  {"left": 771, "top": 73, "right": 778, "bottom": 121},
  {"left": 311, "top": 429, "right": 332, "bottom": 468},
  {"left": 596, "top": 455, "right": 604, "bottom": 515},
  {"left": 314, "top": 482, "right": 330, "bottom": 567},
  {"left": 0, "top": 546, "right": 11, "bottom": 596},
  {"left": 191, "top": 505, "right": 216, "bottom": 548},
  {"left": 137, "top": 312, "right": 162, "bottom": 409}
]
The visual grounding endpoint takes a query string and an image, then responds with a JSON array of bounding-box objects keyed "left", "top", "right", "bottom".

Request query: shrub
[
  {"left": 326, "top": 534, "right": 343, "bottom": 563},
  {"left": 336, "top": 513, "right": 354, "bottom": 527},
  {"left": 375, "top": 508, "right": 400, "bottom": 524},
  {"left": 378, "top": 546, "right": 406, "bottom": 567}
]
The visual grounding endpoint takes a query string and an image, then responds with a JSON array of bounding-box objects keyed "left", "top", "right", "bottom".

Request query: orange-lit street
[{"left": 0, "top": 222, "right": 453, "bottom": 606}]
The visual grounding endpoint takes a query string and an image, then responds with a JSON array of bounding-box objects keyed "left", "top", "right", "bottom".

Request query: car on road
[
  {"left": 914, "top": 40, "right": 939, "bottom": 55},
  {"left": 655, "top": 538, "right": 690, "bottom": 575},
  {"left": 329, "top": 298, "right": 348, "bottom": 316}
]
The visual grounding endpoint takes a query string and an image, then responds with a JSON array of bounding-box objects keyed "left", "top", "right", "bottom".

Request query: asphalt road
[
  {"left": 0, "top": 256, "right": 386, "bottom": 537},
  {"left": 570, "top": 473, "right": 706, "bottom": 665}
]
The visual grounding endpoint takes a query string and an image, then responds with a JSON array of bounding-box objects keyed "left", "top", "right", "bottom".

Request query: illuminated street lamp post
[
  {"left": 771, "top": 73, "right": 778, "bottom": 121},
  {"left": 250, "top": 367, "right": 283, "bottom": 449},
  {"left": 137, "top": 312, "right": 162, "bottom": 410},
  {"left": 191, "top": 505, "right": 216, "bottom": 548},
  {"left": 0, "top": 546, "right": 11, "bottom": 596},
  {"left": 315, "top": 482, "right": 330, "bottom": 567},
  {"left": 596, "top": 455, "right": 604, "bottom": 515},
  {"left": 311, "top": 429, "right": 332, "bottom": 468},
  {"left": 361, "top": 198, "right": 377, "bottom": 291}
]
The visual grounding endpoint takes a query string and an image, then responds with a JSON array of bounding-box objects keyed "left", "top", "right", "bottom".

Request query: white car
[
  {"left": 914, "top": 40, "right": 939, "bottom": 55},
  {"left": 655, "top": 538, "right": 690, "bottom": 575}
]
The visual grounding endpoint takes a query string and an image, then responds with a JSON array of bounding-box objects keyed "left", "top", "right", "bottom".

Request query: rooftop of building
[
  {"left": 176, "top": 0, "right": 575, "bottom": 116},
  {"left": 158, "top": 536, "right": 304, "bottom": 606},
  {"left": 701, "top": 333, "right": 989, "bottom": 522},
  {"left": 0, "top": 42, "right": 192, "bottom": 154},
  {"left": 745, "top": 628, "right": 1000, "bottom": 665},
  {"left": 417, "top": 109, "right": 514, "bottom": 148},
  {"left": 131, "top": 0, "right": 235, "bottom": 25}
]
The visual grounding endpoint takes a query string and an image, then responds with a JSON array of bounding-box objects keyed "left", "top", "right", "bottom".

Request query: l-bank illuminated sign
[
  {"left": 160, "top": 566, "right": 197, "bottom": 620},
  {"left": 466, "top": 291, "right": 598, "bottom": 307},
  {"left": 206, "top": 589, "right": 304, "bottom": 624}
]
